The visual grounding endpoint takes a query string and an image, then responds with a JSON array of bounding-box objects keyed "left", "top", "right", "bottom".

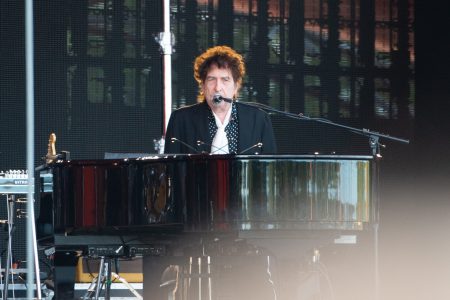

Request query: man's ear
[{"left": 234, "top": 83, "right": 240, "bottom": 97}]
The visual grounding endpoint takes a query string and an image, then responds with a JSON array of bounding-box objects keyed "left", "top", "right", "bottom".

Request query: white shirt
[{"left": 211, "top": 105, "right": 232, "bottom": 154}]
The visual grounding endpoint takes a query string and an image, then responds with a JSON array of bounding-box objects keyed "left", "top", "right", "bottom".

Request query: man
[{"left": 164, "top": 45, "right": 277, "bottom": 154}]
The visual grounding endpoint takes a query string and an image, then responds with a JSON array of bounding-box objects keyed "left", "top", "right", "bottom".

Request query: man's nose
[{"left": 215, "top": 79, "right": 223, "bottom": 91}]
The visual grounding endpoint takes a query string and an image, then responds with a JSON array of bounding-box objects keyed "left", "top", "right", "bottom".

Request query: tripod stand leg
[
  {"left": 82, "top": 257, "right": 121, "bottom": 300},
  {"left": 104, "top": 259, "right": 112, "bottom": 300},
  {"left": 82, "top": 276, "right": 100, "bottom": 299},
  {"left": 94, "top": 257, "right": 106, "bottom": 299}
]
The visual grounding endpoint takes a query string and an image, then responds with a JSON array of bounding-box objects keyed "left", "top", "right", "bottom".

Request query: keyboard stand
[
  {"left": 1, "top": 194, "right": 42, "bottom": 300},
  {"left": 82, "top": 256, "right": 143, "bottom": 300}
]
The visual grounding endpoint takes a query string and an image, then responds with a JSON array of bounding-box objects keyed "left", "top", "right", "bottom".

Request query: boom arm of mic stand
[
  {"left": 236, "top": 101, "right": 410, "bottom": 157},
  {"left": 171, "top": 137, "right": 201, "bottom": 153}
]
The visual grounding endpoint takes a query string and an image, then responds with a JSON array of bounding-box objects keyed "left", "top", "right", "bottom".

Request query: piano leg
[
  {"left": 143, "top": 254, "right": 277, "bottom": 300},
  {"left": 53, "top": 251, "right": 79, "bottom": 299},
  {"left": 143, "top": 256, "right": 182, "bottom": 300}
]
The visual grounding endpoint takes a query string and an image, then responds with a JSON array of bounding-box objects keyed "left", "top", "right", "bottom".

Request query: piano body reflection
[{"left": 37, "top": 155, "right": 377, "bottom": 299}]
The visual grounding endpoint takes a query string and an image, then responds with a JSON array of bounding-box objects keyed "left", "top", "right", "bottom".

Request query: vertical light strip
[
  {"left": 25, "top": 0, "right": 41, "bottom": 298},
  {"left": 163, "top": 0, "right": 173, "bottom": 133}
]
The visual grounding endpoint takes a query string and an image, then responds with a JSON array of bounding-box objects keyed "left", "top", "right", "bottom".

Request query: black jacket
[{"left": 164, "top": 101, "right": 277, "bottom": 154}]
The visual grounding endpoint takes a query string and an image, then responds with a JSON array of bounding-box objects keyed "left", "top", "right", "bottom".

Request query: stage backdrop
[
  {"left": 0, "top": 0, "right": 414, "bottom": 267},
  {"left": 0, "top": 0, "right": 414, "bottom": 170}
]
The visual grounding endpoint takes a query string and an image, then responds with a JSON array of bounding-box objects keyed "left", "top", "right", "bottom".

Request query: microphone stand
[
  {"left": 240, "top": 142, "right": 263, "bottom": 155},
  {"left": 170, "top": 138, "right": 202, "bottom": 154},
  {"left": 197, "top": 140, "right": 230, "bottom": 154},
  {"left": 234, "top": 101, "right": 410, "bottom": 157}
]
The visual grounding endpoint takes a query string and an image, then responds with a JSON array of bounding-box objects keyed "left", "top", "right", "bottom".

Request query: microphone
[
  {"left": 239, "top": 142, "right": 263, "bottom": 155},
  {"left": 170, "top": 137, "right": 200, "bottom": 153},
  {"left": 213, "top": 93, "right": 233, "bottom": 104}
]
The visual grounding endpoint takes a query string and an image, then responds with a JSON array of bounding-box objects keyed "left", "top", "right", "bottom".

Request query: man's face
[{"left": 202, "top": 64, "right": 239, "bottom": 108}]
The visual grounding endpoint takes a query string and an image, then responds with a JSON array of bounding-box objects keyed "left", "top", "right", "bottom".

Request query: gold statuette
[{"left": 45, "top": 133, "right": 57, "bottom": 164}]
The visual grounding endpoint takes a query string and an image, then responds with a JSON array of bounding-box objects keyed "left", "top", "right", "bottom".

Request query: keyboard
[{"left": 0, "top": 170, "right": 52, "bottom": 194}]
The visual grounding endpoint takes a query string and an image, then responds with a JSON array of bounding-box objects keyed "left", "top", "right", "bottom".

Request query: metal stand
[
  {"left": 164, "top": 254, "right": 277, "bottom": 300},
  {"left": 187, "top": 256, "right": 213, "bottom": 300},
  {"left": 82, "top": 257, "right": 143, "bottom": 300},
  {"left": 1, "top": 193, "right": 42, "bottom": 300},
  {"left": 2, "top": 195, "right": 16, "bottom": 300}
]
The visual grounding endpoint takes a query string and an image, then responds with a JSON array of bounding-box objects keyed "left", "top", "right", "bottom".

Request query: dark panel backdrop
[
  {"left": 0, "top": 0, "right": 414, "bottom": 170},
  {"left": 1, "top": 0, "right": 165, "bottom": 171}
]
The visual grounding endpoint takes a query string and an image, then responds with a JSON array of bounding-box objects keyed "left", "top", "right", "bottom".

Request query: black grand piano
[{"left": 37, "top": 154, "right": 377, "bottom": 299}]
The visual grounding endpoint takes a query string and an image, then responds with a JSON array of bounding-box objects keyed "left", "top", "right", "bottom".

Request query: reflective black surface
[{"left": 48, "top": 155, "right": 375, "bottom": 234}]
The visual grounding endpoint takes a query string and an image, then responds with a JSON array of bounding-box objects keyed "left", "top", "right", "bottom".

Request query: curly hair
[{"left": 193, "top": 46, "right": 246, "bottom": 101}]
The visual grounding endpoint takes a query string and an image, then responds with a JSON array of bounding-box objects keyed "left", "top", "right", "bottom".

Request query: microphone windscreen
[{"left": 213, "top": 94, "right": 222, "bottom": 104}]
